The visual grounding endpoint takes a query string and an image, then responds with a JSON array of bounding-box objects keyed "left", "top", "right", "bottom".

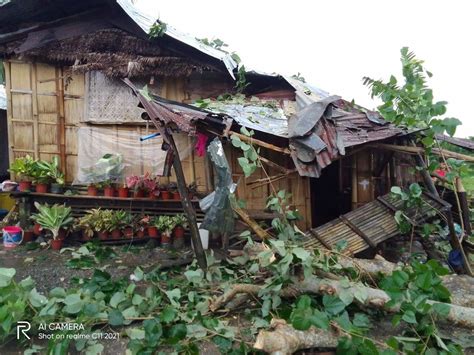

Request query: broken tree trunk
[
  {"left": 254, "top": 319, "right": 340, "bottom": 355},
  {"left": 212, "top": 276, "right": 474, "bottom": 329}
]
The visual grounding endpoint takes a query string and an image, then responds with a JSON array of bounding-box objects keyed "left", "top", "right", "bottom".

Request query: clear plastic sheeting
[
  {"left": 74, "top": 126, "right": 192, "bottom": 185},
  {"left": 200, "top": 138, "right": 235, "bottom": 235}
]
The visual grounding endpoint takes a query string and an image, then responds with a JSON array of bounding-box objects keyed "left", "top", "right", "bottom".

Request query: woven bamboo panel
[{"left": 302, "top": 192, "right": 448, "bottom": 255}]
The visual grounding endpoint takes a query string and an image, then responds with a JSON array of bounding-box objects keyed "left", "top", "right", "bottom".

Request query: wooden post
[
  {"left": 351, "top": 156, "right": 358, "bottom": 210},
  {"left": 410, "top": 140, "right": 440, "bottom": 197},
  {"left": 165, "top": 130, "right": 207, "bottom": 270},
  {"left": 456, "top": 178, "right": 472, "bottom": 236}
]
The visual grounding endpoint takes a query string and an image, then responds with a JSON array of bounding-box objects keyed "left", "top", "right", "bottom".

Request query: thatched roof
[{"left": 8, "top": 29, "right": 208, "bottom": 78}]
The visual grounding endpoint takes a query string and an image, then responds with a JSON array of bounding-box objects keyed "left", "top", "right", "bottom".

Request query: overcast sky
[{"left": 137, "top": 0, "right": 474, "bottom": 138}]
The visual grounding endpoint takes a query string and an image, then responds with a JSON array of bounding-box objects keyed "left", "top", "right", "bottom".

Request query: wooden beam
[
  {"left": 258, "top": 156, "right": 295, "bottom": 175},
  {"left": 229, "top": 131, "right": 291, "bottom": 155},
  {"left": 339, "top": 215, "right": 377, "bottom": 248}
]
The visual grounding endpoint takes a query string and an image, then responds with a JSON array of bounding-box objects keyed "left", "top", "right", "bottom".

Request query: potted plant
[
  {"left": 118, "top": 183, "right": 129, "bottom": 198},
  {"left": 9, "top": 155, "right": 36, "bottom": 191},
  {"left": 34, "top": 157, "right": 65, "bottom": 194},
  {"left": 109, "top": 210, "right": 127, "bottom": 239},
  {"left": 160, "top": 184, "right": 171, "bottom": 200},
  {"left": 76, "top": 214, "right": 94, "bottom": 241},
  {"left": 126, "top": 175, "right": 145, "bottom": 198},
  {"left": 95, "top": 209, "right": 114, "bottom": 240},
  {"left": 156, "top": 215, "right": 176, "bottom": 247},
  {"left": 31, "top": 202, "right": 73, "bottom": 250},
  {"left": 31, "top": 161, "right": 51, "bottom": 193},
  {"left": 87, "top": 183, "right": 98, "bottom": 196},
  {"left": 122, "top": 212, "right": 135, "bottom": 238},
  {"left": 173, "top": 214, "right": 188, "bottom": 249},
  {"left": 100, "top": 180, "right": 115, "bottom": 197},
  {"left": 137, "top": 215, "right": 148, "bottom": 238},
  {"left": 147, "top": 216, "right": 159, "bottom": 238},
  {"left": 143, "top": 173, "right": 158, "bottom": 199},
  {"left": 169, "top": 182, "right": 180, "bottom": 200},
  {"left": 22, "top": 223, "right": 35, "bottom": 244}
]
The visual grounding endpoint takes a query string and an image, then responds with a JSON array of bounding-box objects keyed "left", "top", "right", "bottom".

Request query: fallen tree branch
[{"left": 211, "top": 277, "right": 474, "bottom": 329}]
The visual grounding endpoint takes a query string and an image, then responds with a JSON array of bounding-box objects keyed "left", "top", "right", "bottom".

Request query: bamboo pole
[
  {"left": 229, "top": 131, "right": 291, "bottom": 155},
  {"left": 4, "top": 61, "right": 14, "bottom": 178},
  {"left": 371, "top": 143, "right": 474, "bottom": 162}
]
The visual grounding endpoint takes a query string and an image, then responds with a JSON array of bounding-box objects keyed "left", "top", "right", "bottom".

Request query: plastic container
[{"left": 2, "top": 226, "right": 23, "bottom": 249}]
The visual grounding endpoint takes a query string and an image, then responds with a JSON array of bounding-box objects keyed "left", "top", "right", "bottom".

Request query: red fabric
[
  {"left": 435, "top": 169, "right": 447, "bottom": 178},
  {"left": 195, "top": 133, "right": 209, "bottom": 157}
]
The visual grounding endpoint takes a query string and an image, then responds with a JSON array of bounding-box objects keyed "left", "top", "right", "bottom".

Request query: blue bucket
[{"left": 2, "top": 226, "right": 23, "bottom": 249}]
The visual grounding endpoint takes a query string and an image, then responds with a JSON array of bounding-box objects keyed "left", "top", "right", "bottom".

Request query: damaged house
[{"left": 1, "top": 0, "right": 471, "bottom": 258}]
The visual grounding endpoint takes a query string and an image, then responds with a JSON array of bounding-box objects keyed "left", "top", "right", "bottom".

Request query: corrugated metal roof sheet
[
  {"left": 301, "top": 192, "right": 450, "bottom": 255},
  {"left": 435, "top": 134, "right": 474, "bottom": 151},
  {"left": 116, "top": 0, "right": 238, "bottom": 79}
]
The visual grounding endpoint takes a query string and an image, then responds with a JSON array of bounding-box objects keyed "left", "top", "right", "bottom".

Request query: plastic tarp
[
  {"left": 74, "top": 126, "right": 192, "bottom": 184},
  {"left": 199, "top": 138, "right": 235, "bottom": 234}
]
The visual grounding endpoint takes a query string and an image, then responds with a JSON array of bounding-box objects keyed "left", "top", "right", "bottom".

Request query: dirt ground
[
  {"left": 0, "top": 240, "right": 203, "bottom": 355},
  {"left": 1, "top": 240, "right": 193, "bottom": 292}
]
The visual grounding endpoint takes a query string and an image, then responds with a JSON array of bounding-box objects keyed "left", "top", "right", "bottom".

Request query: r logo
[{"left": 17, "top": 321, "right": 31, "bottom": 340}]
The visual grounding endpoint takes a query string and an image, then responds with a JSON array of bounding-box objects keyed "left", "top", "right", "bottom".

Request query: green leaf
[
  {"left": 184, "top": 269, "right": 204, "bottom": 285},
  {"left": 296, "top": 295, "right": 312, "bottom": 310},
  {"left": 29, "top": 288, "right": 48, "bottom": 308},
  {"left": 322, "top": 295, "right": 346, "bottom": 315},
  {"left": 415, "top": 271, "right": 433, "bottom": 291},
  {"left": 292, "top": 247, "right": 310, "bottom": 261},
  {"left": 290, "top": 308, "right": 312, "bottom": 330},
  {"left": 432, "top": 302, "right": 450, "bottom": 317},
  {"left": 160, "top": 306, "right": 177, "bottom": 324},
  {"left": 167, "top": 323, "right": 187, "bottom": 343},
  {"left": 310, "top": 310, "right": 329, "bottom": 330},
  {"left": 110, "top": 292, "right": 126, "bottom": 308},
  {"left": 401, "top": 310, "right": 417, "bottom": 324},
  {"left": 0, "top": 268, "right": 16, "bottom": 287},
  {"left": 108, "top": 309, "right": 124, "bottom": 326},
  {"left": 165, "top": 288, "right": 181, "bottom": 307}
]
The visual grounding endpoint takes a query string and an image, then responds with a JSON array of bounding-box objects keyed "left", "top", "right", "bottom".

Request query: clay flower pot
[
  {"left": 98, "top": 230, "right": 109, "bottom": 240},
  {"left": 18, "top": 181, "right": 32, "bottom": 192},
  {"left": 137, "top": 229, "right": 145, "bottom": 238},
  {"left": 133, "top": 189, "right": 145, "bottom": 198},
  {"left": 161, "top": 191, "right": 171, "bottom": 200},
  {"left": 149, "top": 191, "right": 158, "bottom": 200},
  {"left": 111, "top": 229, "right": 122, "bottom": 239},
  {"left": 118, "top": 187, "right": 129, "bottom": 198},
  {"left": 173, "top": 227, "right": 185, "bottom": 249},
  {"left": 88, "top": 185, "right": 98, "bottom": 196},
  {"left": 81, "top": 230, "right": 92, "bottom": 241},
  {"left": 172, "top": 191, "right": 181, "bottom": 200},
  {"left": 33, "top": 223, "right": 42, "bottom": 235},
  {"left": 173, "top": 226, "right": 185, "bottom": 238},
  {"left": 58, "top": 228, "right": 68, "bottom": 240},
  {"left": 35, "top": 183, "right": 49, "bottom": 193},
  {"left": 22, "top": 230, "right": 34, "bottom": 244},
  {"left": 161, "top": 232, "right": 171, "bottom": 247},
  {"left": 51, "top": 239, "right": 63, "bottom": 250},
  {"left": 147, "top": 226, "right": 159, "bottom": 238},
  {"left": 104, "top": 186, "right": 115, "bottom": 197},
  {"left": 123, "top": 227, "right": 134, "bottom": 238}
]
